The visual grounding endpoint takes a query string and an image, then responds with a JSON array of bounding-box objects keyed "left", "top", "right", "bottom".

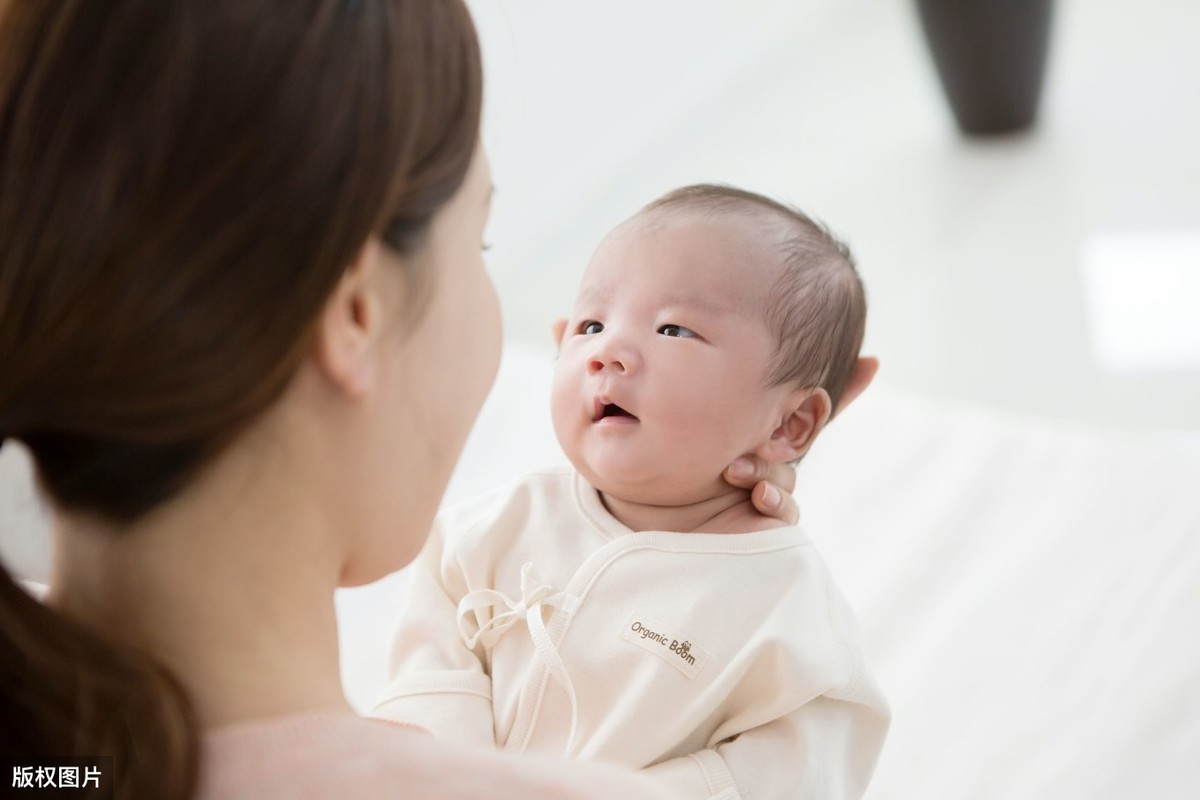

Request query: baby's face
[{"left": 551, "top": 212, "right": 795, "bottom": 507}]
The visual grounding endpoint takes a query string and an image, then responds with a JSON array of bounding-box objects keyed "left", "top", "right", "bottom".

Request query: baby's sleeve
[
  {"left": 640, "top": 691, "right": 889, "bottom": 800},
  {"left": 640, "top": 553, "right": 890, "bottom": 800},
  {"left": 371, "top": 518, "right": 495, "bottom": 748}
]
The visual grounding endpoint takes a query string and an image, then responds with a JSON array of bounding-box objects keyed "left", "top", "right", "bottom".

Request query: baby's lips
[
  {"left": 591, "top": 396, "right": 610, "bottom": 422},
  {"left": 592, "top": 395, "right": 639, "bottom": 422}
]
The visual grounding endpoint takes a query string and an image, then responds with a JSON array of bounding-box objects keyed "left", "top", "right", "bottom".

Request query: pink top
[{"left": 197, "top": 713, "right": 669, "bottom": 799}]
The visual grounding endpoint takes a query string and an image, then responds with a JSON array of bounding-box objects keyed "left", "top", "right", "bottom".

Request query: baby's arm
[
  {"left": 639, "top": 694, "right": 889, "bottom": 800},
  {"left": 372, "top": 520, "right": 495, "bottom": 747},
  {"left": 637, "top": 567, "right": 890, "bottom": 800}
]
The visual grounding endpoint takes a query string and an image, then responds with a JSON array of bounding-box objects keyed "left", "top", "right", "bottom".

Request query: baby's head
[{"left": 551, "top": 184, "right": 866, "bottom": 508}]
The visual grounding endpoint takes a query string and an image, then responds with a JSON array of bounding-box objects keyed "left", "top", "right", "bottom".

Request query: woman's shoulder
[{"left": 198, "top": 712, "right": 667, "bottom": 800}]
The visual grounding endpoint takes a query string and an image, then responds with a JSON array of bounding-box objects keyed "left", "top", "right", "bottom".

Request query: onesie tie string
[{"left": 457, "top": 562, "right": 582, "bottom": 753}]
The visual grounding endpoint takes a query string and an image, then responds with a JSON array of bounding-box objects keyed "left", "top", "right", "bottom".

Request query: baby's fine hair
[{"left": 640, "top": 184, "right": 866, "bottom": 412}]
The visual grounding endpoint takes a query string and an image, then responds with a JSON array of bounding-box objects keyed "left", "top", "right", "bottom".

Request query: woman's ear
[
  {"left": 312, "top": 239, "right": 387, "bottom": 398},
  {"left": 756, "top": 388, "right": 832, "bottom": 463}
]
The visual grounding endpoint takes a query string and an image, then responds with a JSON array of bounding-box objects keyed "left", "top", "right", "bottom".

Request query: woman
[{"left": 0, "top": 2, "right": 796, "bottom": 797}]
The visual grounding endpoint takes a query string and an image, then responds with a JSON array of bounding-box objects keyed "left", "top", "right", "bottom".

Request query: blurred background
[{"left": 468, "top": 0, "right": 1200, "bottom": 434}]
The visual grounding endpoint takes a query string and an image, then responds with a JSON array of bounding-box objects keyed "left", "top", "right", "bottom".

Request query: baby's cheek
[
  {"left": 549, "top": 368, "right": 588, "bottom": 450},
  {"left": 670, "top": 386, "right": 763, "bottom": 456},
  {"left": 663, "top": 373, "right": 737, "bottom": 423},
  {"left": 662, "top": 396, "right": 739, "bottom": 457}
]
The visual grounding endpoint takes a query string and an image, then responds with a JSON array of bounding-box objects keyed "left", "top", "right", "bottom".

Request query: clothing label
[{"left": 619, "top": 614, "right": 710, "bottom": 679}]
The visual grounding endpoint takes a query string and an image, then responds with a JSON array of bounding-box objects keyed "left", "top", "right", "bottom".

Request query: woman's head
[
  {"left": 0, "top": 1, "right": 490, "bottom": 794},
  {"left": 0, "top": 0, "right": 485, "bottom": 525},
  {"left": 312, "top": 146, "right": 499, "bottom": 585}
]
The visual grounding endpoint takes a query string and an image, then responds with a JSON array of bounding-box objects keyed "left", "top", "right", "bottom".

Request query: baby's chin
[{"left": 572, "top": 456, "right": 729, "bottom": 508}]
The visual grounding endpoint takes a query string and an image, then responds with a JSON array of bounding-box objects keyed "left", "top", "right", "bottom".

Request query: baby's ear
[
  {"left": 756, "top": 388, "right": 832, "bottom": 463},
  {"left": 551, "top": 317, "right": 568, "bottom": 349}
]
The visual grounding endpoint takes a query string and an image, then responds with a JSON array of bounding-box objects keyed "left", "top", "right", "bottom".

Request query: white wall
[{"left": 470, "top": 0, "right": 1200, "bottom": 431}]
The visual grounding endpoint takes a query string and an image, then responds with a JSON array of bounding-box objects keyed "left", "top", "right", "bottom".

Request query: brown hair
[
  {"left": 641, "top": 184, "right": 866, "bottom": 412},
  {"left": 0, "top": 0, "right": 482, "bottom": 796}
]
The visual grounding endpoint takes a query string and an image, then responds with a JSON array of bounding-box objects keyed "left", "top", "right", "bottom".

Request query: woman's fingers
[
  {"left": 723, "top": 457, "right": 800, "bottom": 525},
  {"left": 751, "top": 480, "right": 799, "bottom": 525},
  {"left": 724, "top": 456, "right": 796, "bottom": 492}
]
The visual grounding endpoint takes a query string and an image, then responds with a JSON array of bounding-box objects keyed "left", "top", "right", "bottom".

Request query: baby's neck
[{"left": 600, "top": 486, "right": 789, "bottom": 534}]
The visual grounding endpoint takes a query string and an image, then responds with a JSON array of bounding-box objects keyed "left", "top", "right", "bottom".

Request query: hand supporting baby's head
[{"left": 550, "top": 184, "right": 871, "bottom": 532}]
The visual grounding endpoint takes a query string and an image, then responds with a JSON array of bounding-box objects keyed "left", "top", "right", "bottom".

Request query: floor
[{"left": 469, "top": 0, "right": 1200, "bottom": 433}]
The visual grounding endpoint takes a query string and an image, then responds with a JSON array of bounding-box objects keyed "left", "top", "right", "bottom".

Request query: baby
[{"left": 374, "top": 184, "right": 890, "bottom": 799}]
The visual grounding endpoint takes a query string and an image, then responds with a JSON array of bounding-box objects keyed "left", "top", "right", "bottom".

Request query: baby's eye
[
  {"left": 658, "top": 324, "right": 698, "bottom": 338},
  {"left": 580, "top": 321, "right": 604, "bottom": 335}
]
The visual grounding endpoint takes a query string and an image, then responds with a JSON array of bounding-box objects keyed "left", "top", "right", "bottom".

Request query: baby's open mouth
[{"left": 594, "top": 401, "right": 638, "bottom": 422}]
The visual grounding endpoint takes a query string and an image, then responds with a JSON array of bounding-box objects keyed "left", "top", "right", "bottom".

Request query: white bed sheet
[
  {"left": 801, "top": 382, "right": 1200, "bottom": 798},
  {"left": 337, "top": 344, "right": 1200, "bottom": 798}
]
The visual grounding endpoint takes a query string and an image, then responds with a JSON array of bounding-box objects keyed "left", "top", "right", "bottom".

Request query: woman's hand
[
  {"left": 721, "top": 357, "right": 876, "bottom": 526},
  {"left": 723, "top": 457, "right": 799, "bottom": 526}
]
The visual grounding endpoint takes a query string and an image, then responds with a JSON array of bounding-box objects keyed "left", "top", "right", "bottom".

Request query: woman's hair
[
  {"left": 0, "top": 0, "right": 482, "bottom": 795},
  {"left": 641, "top": 184, "right": 866, "bottom": 412}
]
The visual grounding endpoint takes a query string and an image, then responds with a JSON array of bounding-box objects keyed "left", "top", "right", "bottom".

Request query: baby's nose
[
  {"left": 587, "top": 336, "right": 638, "bottom": 375},
  {"left": 588, "top": 353, "right": 627, "bottom": 375}
]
